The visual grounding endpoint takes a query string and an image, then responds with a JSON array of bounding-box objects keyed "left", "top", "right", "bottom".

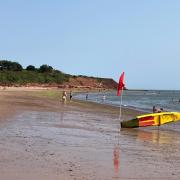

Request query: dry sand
[{"left": 0, "top": 88, "right": 180, "bottom": 180}]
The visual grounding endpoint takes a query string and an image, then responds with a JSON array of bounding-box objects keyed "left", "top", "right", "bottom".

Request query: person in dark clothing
[
  {"left": 153, "top": 106, "right": 157, "bottom": 113},
  {"left": 86, "top": 93, "right": 88, "bottom": 100},
  {"left": 70, "top": 91, "right": 72, "bottom": 101}
]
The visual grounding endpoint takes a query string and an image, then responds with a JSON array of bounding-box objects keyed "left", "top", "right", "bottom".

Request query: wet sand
[{"left": 0, "top": 88, "right": 180, "bottom": 180}]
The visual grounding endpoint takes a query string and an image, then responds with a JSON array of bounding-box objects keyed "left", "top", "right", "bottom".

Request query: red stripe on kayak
[
  {"left": 139, "top": 116, "right": 154, "bottom": 121},
  {"left": 139, "top": 120, "right": 154, "bottom": 127}
]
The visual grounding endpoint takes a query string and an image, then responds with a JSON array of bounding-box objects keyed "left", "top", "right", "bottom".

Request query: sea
[{"left": 74, "top": 90, "right": 180, "bottom": 113}]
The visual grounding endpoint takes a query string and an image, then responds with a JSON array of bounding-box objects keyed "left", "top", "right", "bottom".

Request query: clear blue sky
[{"left": 0, "top": 0, "right": 180, "bottom": 90}]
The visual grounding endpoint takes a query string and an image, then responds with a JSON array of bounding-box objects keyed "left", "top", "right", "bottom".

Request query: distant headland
[{"left": 0, "top": 60, "right": 118, "bottom": 90}]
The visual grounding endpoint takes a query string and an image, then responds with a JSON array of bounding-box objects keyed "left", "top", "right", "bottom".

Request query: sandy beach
[{"left": 0, "top": 88, "right": 180, "bottom": 180}]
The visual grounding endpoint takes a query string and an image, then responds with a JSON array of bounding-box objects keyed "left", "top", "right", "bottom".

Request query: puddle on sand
[{"left": 0, "top": 110, "right": 180, "bottom": 179}]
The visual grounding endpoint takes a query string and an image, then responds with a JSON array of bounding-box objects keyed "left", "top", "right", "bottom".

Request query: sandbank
[{"left": 0, "top": 88, "right": 179, "bottom": 180}]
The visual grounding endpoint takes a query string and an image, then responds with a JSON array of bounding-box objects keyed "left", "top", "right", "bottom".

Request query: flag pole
[
  {"left": 117, "top": 71, "right": 125, "bottom": 128},
  {"left": 118, "top": 88, "right": 124, "bottom": 122}
]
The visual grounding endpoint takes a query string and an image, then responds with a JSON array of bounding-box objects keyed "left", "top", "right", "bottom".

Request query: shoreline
[
  {"left": 73, "top": 91, "right": 150, "bottom": 115},
  {"left": 0, "top": 87, "right": 144, "bottom": 121}
]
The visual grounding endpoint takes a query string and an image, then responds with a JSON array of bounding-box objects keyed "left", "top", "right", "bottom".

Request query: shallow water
[
  {"left": 74, "top": 90, "right": 180, "bottom": 112},
  {"left": 0, "top": 109, "right": 180, "bottom": 179}
]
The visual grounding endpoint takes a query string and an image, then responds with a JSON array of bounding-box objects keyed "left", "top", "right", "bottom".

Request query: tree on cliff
[
  {"left": 0, "top": 60, "right": 23, "bottom": 71},
  {"left": 26, "top": 65, "right": 36, "bottom": 71},
  {"left": 39, "top": 64, "right": 53, "bottom": 73}
]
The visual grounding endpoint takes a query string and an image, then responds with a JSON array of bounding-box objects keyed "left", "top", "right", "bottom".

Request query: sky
[{"left": 0, "top": 0, "right": 180, "bottom": 90}]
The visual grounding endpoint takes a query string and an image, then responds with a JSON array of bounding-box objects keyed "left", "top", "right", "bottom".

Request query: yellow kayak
[{"left": 121, "top": 112, "right": 180, "bottom": 128}]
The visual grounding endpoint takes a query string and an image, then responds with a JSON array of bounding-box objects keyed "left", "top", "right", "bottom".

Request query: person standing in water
[
  {"left": 86, "top": 93, "right": 88, "bottom": 100},
  {"left": 102, "top": 95, "right": 106, "bottom": 102},
  {"left": 153, "top": 106, "right": 157, "bottom": 113}
]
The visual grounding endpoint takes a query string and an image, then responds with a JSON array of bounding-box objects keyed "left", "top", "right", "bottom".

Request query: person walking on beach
[{"left": 62, "top": 90, "right": 67, "bottom": 104}]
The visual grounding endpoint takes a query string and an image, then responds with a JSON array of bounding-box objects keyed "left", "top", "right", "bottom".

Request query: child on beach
[{"left": 62, "top": 90, "right": 67, "bottom": 104}]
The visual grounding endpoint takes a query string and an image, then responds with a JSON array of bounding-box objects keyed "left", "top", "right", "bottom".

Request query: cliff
[{"left": 63, "top": 76, "right": 118, "bottom": 89}]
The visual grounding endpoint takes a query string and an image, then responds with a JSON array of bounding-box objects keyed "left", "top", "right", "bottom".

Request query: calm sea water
[{"left": 74, "top": 90, "right": 180, "bottom": 112}]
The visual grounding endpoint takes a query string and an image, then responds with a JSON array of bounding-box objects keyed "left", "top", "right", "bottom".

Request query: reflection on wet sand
[
  {"left": 60, "top": 103, "right": 68, "bottom": 122},
  {"left": 113, "top": 145, "right": 120, "bottom": 174},
  {"left": 116, "top": 127, "right": 180, "bottom": 179},
  {"left": 121, "top": 127, "right": 178, "bottom": 145},
  {"left": 60, "top": 105, "right": 65, "bottom": 122},
  {"left": 113, "top": 133, "right": 120, "bottom": 177}
]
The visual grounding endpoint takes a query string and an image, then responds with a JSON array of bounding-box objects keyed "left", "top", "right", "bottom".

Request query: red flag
[{"left": 117, "top": 72, "right": 125, "bottom": 96}]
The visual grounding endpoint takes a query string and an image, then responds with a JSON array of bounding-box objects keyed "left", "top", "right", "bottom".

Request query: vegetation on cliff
[
  {"left": 0, "top": 60, "right": 117, "bottom": 89},
  {"left": 0, "top": 60, "right": 69, "bottom": 85}
]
